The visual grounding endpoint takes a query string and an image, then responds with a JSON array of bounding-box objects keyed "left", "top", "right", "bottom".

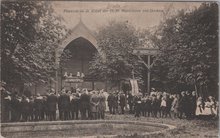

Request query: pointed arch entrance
[
  {"left": 55, "top": 21, "right": 105, "bottom": 92},
  {"left": 61, "top": 37, "right": 98, "bottom": 75},
  {"left": 56, "top": 20, "right": 102, "bottom": 62}
]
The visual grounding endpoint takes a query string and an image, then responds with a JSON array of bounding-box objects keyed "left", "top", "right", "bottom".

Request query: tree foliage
[
  {"left": 89, "top": 21, "right": 143, "bottom": 85},
  {"left": 152, "top": 3, "right": 218, "bottom": 96},
  {"left": 1, "top": 1, "right": 67, "bottom": 87}
]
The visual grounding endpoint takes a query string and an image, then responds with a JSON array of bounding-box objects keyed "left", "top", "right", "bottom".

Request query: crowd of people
[
  {"left": 1, "top": 88, "right": 107, "bottom": 122},
  {"left": 127, "top": 90, "right": 218, "bottom": 119},
  {"left": 107, "top": 89, "right": 218, "bottom": 119},
  {"left": 1, "top": 87, "right": 218, "bottom": 123}
]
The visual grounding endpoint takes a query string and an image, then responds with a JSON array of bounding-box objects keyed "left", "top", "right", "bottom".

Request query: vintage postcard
[{"left": 1, "top": 1, "right": 218, "bottom": 138}]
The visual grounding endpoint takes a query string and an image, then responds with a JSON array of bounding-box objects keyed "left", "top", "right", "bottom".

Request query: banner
[{"left": 130, "top": 79, "right": 139, "bottom": 95}]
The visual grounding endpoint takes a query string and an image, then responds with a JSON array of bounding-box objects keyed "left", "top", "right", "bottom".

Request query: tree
[
  {"left": 153, "top": 3, "right": 218, "bottom": 96},
  {"left": 1, "top": 1, "right": 67, "bottom": 90},
  {"left": 89, "top": 21, "right": 143, "bottom": 88}
]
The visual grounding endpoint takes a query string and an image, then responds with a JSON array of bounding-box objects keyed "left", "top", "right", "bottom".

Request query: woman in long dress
[
  {"left": 195, "top": 97, "right": 204, "bottom": 116},
  {"left": 209, "top": 96, "right": 217, "bottom": 116},
  {"left": 202, "top": 96, "right": 216, "bottom": 116}
]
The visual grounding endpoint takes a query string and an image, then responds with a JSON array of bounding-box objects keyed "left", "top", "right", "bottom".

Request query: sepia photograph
[{"left": 0, "top": 1, "right": 219, "bottom": 138}]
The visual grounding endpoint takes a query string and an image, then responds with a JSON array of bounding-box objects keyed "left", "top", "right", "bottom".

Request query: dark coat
[
  {"left": 191, "top": 95, "right": 197, "bottom": 110},
  {"left": 107, "top": 94, "right": 114, "bottom": 107},
  {"left": 113, "top": 94, "right": 119, "bottom": 108},
  {"left": 34, "top": 97, "right": 44, "bottom": 111},
  {"left": 11, "top": 96, "right": 22, "bottom": 111},
  {"left": 145, "top": 99, "right": 151, "bottom": 111},
  {"left": 21, "top": 98, "right": 30, "bottom": 112},
  {"left": 134, "top": 96, "right": 142, "bottom": 110},
  {"left": 47, "top": 94, "right": 57, "bottom": 112},
  {"left": 127, "top": 94, "right": 134, "bottom": 106},
  {"left": 59, "top": 93, "right": 70, "bottom": 111},
  {"left": 80, "top": 93, "right": 90, "bottom": 110},
  {"left": 71, "top": 95, "right": 80, "bottom": 111},
  {"left": 179, "top": 96, "right": 188, "bottom": 112},
  {"left": 119, "top": 94, "right": 126, "bottom": 107}
]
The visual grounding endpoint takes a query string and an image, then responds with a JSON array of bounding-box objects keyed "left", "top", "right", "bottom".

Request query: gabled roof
[{"left": 70, "top": 19, "right": 96, "bottom": 39}]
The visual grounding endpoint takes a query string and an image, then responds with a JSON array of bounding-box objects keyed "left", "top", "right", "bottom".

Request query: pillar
[
  {"left": 55, "top": 50, "right": 60, "bottom": 94},
  {"left": 147, "top": 55, "right": 151, "bottom": 94}
]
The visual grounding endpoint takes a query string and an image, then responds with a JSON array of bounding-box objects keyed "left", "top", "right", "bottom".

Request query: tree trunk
[{"left": 194, "top": 83, "right": 198, "bottom": 97}]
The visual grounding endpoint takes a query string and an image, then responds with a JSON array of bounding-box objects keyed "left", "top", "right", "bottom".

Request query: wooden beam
[
  {"left": 137, "top": 56, "right": 150, "bottom": 69},
  {"left": 133, "top": 48, "right": 158, "bottom": 56}
]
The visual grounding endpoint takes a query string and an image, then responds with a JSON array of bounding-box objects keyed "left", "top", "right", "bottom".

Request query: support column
[
  {"left": 55, "top": 50, "right": 60, "bottom": 94},
  {"left": 147, "top": 55, "right": 151, "bottom": 95},
  {"left": 60, "top": 67, "right": 63, "bottom": 91},
  {"left": 55, "top": 70, "right": 58, "bottom": 94}
]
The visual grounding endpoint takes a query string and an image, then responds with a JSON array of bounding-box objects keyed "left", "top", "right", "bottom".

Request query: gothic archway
[
  {"left": 56, "top": 20, "right": 102, "bottom": 65},
  {"left": 55, "top": 20, "right": 105, "bottom": 91},
  {"left": 58, "top": 37, "right": 99, "bottom": 90}
]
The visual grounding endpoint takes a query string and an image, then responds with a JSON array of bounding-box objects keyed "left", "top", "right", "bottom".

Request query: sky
[{"left": 52, "top": 1, "right": 202, "bottom": 32}]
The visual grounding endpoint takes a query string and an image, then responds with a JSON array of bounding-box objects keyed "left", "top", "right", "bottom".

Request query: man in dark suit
[
  {"left": 112, "top": 92, "right": 119, "bottom": 114},
  {"left": 119, "top": 92, "right": 126, "bottom": 114},
  {"left": 11, "top": 92, "right": 22, "bottom": 122},
  {"left": 58, "top": 90, "right": 64, "bottom": 120},
  {"left": 34, "top": 93, "right": 44, "bottom": 121},
  {"left": 62, "top": 90, "right": 70, "bottom": 120},
  {"left": 80, "top": 89, "right": 90, "bottom": 120},
  {"left": 107, "top": 92, "right": 114, "bottom": 114},
  {"left": 1, "top": 89, "right": 12, "bottom": 122},
  {"left": 190, "top": 91, "right": 197, "bottom": 118},
  {"left": 47, "top": 90, "right": 57, "bottom": 121},
  {"left": 134, "top": 94, "right": 142, "bottom": 118},
  {"left": 179, "top": 91, "right": 187, "bottom": 119},
  {"left": 70, "top": 93, "right": 80, "bottom": 120},
  {"left": 29, "top": 96, "right": 35, "bottom": 121},
  {"left": 21, "top": 95, "right": 30, "bottom": 121}
]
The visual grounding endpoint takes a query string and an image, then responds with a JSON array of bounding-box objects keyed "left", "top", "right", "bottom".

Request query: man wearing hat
[
  {"left": 11, "top": 92, "right": 22, "bottom": 122},
  {"left": 1, "top": 88, "right": 12, "bottom": 122},
  {"left": 47, "top": 89, "right": 57, "bottom": 121},
  {"left": 34, "top": 93, "right": 44, "bottom": 121},
  {"left": 21, "top": 95, "right": 30, "bottom": 121},
  {"left": 70, "top": 92, "right": 80, "bottom": 120},
  {"left": 113, "top": 91, "right": 119, "bottom": 114},
  {"left": 190, "top": 91, "right": 197, "bottom": 118},
  {"left": 62, "top": 90, "right": 71, "bottom": 120},
  {"left": 150, "top": 88, "right": 156, "bottom": 96},
  {"left": 119, "top": 92, "right": 126, "bottom": 114},
  {"left": 80, "top": 89, "right": 90, "bottom": 119},
  {"left": 134, "top": 93, "right": 142, "bottom": 117},
  {"left": 90, "top": 91, "right": 100, "bottom": 119},
  {"left": 107, "top": 92, "right": 115, "bottom": 114},
  {"left": 58, "top": 88, "right": 65, "bottom": 120},
  {"left": 98, "top": 90, "right": 106, "bottom": 119},
  {"left": 178, "top": 91, "right": 187, "bottom": 119}
]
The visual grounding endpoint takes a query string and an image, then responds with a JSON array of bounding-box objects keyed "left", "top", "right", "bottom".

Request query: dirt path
[{"left": 105, "top": 114, "right": 218, "bottom": 138}]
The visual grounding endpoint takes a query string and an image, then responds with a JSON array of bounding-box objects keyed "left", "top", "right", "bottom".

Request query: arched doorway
[{"left": 58, "top": 37, "right": 105, "bottom": 91}]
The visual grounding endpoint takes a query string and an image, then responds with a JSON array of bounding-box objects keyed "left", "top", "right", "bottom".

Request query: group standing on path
[
  {"left": 1, "top": 88, "right": 107, "bottom": 122},
  {"left": 107, "top": 89, "right": 218, "bottom": 119},
  {"left": 1, "top": 87, "right": 218, "bottom": 123}
]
